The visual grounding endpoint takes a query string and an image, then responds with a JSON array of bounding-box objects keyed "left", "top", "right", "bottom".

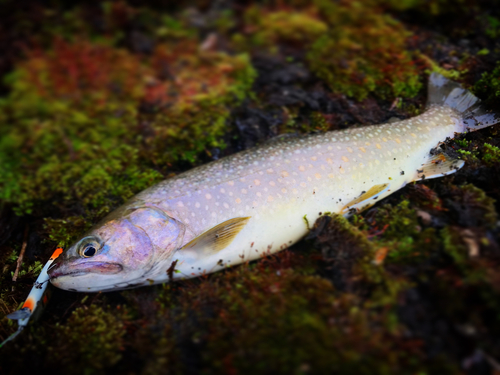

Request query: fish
[{"left": 47, "top": 73, "right": 499, "bottom": 292}]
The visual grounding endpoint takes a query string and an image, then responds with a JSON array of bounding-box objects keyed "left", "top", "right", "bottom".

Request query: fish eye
[
  {"left": 82, "top": 244, "right": 97, "bottom": 257},
  {"left": 77, "top": 236, "right": 102, "bottom": 258}
]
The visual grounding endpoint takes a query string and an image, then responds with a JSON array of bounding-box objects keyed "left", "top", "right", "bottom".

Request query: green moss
[
  {"left": 448, "top": 184, "right": 497, "bottom": 228},
  {"left": 140, "top": 330, "right": 182, "bottom": 375},
  {"left": 0, "top": 36, "right": 255, "bottom": 216},
  {"left": 144, "top": 47, "right": 257, "bottom": 165},
  {"left": 43, "top": 216, "right": 92, "bottom": 248},
  {"left": 307, "top": 2, "right": 421, "bottom": 100},
  {"left": 306, "top": 112, "right": 330, "bottom": 132},
  {"left": 482, "top": 142, "right": 500, "bottom": 166},
  {"left": 1, "top": 1, "right": 500, "bottom": 373},
  {"left": 47, "top": 305, "right": 126, "bottom": 374},
  {"left": 439, "top": 225, "right": 500, "bottom": 321},
  {"left": 233, "top": 7, "right": 328, "bottom": 52},
  {"left": 375, "top": 0, "right": 478, "bottom": 16},
  {"left": 153, "top": 252, "right": 420, "bottom": 375},
  {"left": 420, "top": 54, "right": 463, "bottom": 81},
  {"left": 351, "top": 200, "right": 439, "bottom": 266},
  {"left": 232, "top": 2, "right": 421, "bottom": 101},
  {"left": 485, "top": 16, "right": 500, "bottom": 39},
  {"left": 473, "top": 62, "right": 500, "bottom": 104}
]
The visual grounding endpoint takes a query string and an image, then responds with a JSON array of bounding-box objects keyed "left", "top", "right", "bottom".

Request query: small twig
[{"left": 12, "top": 225, "right": 29, "bottom": 283}]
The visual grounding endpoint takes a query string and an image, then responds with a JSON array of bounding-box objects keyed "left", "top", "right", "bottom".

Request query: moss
[
  {"left": 144, "top": 44, "right": 256, "bottom": 165},
  {"left": 420, "top": 54, "right": 463, "bottom": 81},
  {"left": 43, "top": 216, "right": 93, "bottom": 248},
  {"left": 1, "top": 1, "right": 500, "bottom": 373},
  {"left": 311, "top": 213, "right": 412, "bottom": 310},
  {"left": 473, "top": 62, "right": 500, "bottom": 105},
  {"left": 0, "top": 36, "right": 255, "bottom": 216},
  {"left": 485, "top": 15, "right": 500, "bottom": 38},
  {"left": 47, "top": 305, "right": 126, "bottom": 374},
  {"left": 375, "top": 0, "right": 483, "bottom": 16},
  {"left": 232, "top": 2, "right": 421, "bottom": 101},
  {"left": 444, "top": 183, "right": 497, "bottom": 228},
  {"left": 482, "top": 142, "right": 500, "bottom": 166},
  {"left": 233, "top": 7, "right": 328, "bottom": 53},
  {"left": 140, "top": 330, "right": 182, "bottom": 375},
  {"left": 152, "top": 252, "right": 422, "bottom": 375},
  {"left": 349, "top": 200, "right": 439, "bottom": 267},
  {"left": 305, "top": 112, "right": 330, "bottom": 132},
  {"left": 307, "top": 1, "right": 422, "bottom": 101},
  {"left": 438, "top": 225, "right": 500, "bottom": 328}
]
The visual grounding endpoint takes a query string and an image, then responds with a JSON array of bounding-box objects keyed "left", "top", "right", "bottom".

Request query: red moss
[{"left": 23, "top": 38, "right": 145, "bottom": 106}]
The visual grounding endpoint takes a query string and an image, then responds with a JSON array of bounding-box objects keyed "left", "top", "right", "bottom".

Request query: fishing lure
[
  {"left": 1, "top": 248, "right": 63, "bottom": 347},
  {"left": 47, "top": 73, "right": 498, "bottom": 292}
]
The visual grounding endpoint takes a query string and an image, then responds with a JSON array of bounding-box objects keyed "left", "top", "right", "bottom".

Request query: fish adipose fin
[
  {"left": 341, "top": 183, "right": 391, "bottom": 215},
  {"left": 181, "top": 217, "right": 251, "bottom": 255},
  {"left": 427, "top": 72, "right": 499, "bottom": 131},
  {"left": 413, "top": 152, "right": 464, "bottom": 181}
]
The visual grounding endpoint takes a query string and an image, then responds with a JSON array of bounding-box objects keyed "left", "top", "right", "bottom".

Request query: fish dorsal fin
[
  {"left": 341, "top": 183, "right": 391, "bottom": 215},
  {"left": 181, "top": 217, "right": 251, "bottom": 256},
  {"left": 413, "top": 153, "right": 464, "bottom": 181}
]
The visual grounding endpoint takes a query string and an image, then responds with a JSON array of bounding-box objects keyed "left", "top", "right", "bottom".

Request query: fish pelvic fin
[
  {"left": 427, "top": 72, "right": 499, "bottom": 131},
  {"left": 341, "top": 183, "right": 391, "bottom": 216},
  {"left": 413, "top": 152, "right": 465, "bottom": 181},
  {"left": 181, "top": 217, "right": 251, "bottom": 256}
]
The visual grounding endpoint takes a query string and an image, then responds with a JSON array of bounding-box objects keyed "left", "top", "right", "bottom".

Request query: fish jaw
[
  {"left": 49, "top": 257, "right": 124, "bottom": 292},
  {"left": 49, "top": 258, "right": 123, "bottom": 279}
]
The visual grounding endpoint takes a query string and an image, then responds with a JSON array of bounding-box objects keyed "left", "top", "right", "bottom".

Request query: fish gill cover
[{"left": 0, "top": 0, "right": 500, "bottom": 374}]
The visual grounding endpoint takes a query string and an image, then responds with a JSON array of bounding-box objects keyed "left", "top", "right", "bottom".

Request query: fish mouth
[{"left": 48, "top": 259, "right": 123, "bottom": 280}]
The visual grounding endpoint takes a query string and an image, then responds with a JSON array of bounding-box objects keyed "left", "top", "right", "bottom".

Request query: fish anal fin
[
  {"left": 181, "top": 217, "right": 251, "bottom": 256},
  {"left": 413, "top": 153, "right": 464, "bottom": 181},
  {"left": 341, "top": 183, "right": 390, "bottom": 215}
]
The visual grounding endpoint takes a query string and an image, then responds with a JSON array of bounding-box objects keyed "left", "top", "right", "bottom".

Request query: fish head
[{"left": 48, "top": 206, "right": 185, "bottom": 292}]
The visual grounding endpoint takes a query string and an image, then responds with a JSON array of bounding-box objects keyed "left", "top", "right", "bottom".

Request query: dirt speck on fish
[{"left": 48, "top": 73, "right": 499, "bottom": 292}]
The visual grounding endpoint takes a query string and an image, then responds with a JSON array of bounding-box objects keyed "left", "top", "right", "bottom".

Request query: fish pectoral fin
[
  {"left": 341, "top": 183, "right": 391, "bottom": 215},
  {"left": 180, "top": 217, "right": 251, "bottom": 256},
  {"left": 413, "top": 153, "right": 465, "bottom": 181}
]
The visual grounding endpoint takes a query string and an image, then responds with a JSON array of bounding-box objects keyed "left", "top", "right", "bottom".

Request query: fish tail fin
[{"left": 427, "top": 72, "right": 499, "bottom": 131}]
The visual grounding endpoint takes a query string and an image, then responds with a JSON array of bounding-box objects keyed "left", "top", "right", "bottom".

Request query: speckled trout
[{"left": 48, "top": 73, "right": 499, "bottom": 292}]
